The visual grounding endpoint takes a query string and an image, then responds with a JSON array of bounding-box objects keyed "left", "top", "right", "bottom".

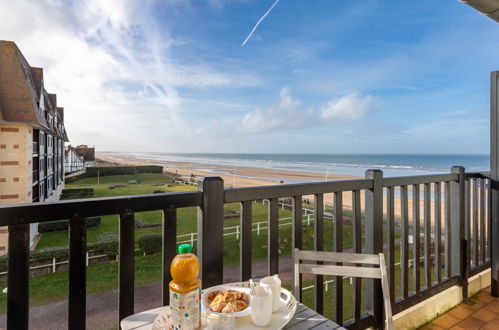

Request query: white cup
[
  {"left": 260, "top": 274, "right": 281, "bottom": 313},
  {"left": 250, "top": 286, "right": 273, "bottom": 327}
]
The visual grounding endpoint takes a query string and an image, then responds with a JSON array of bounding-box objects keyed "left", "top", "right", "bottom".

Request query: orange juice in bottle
[{"left": 169, "top": 243, "right": 201, "bottom": 330}]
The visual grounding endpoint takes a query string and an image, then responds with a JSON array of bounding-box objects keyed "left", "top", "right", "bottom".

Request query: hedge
[
  {"left": 61, "top": 188, "right": 94, "bottom": 195},
  {"left": 138, "top": 234, "right": 162, "bottom": 255},
  {"left": 0, "top": 240, "right": 118, "bottom": 272},
  {"left": 38, "top": 217, "right": 101, "bottom": 233},
  {"left": 86, "top": 165, "right": 163, "bottom": 177}
]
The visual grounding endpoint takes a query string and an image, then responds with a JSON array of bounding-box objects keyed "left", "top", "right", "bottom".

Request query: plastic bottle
[{"left": 169, "top": 244, "right": 201, "bottom": 330}]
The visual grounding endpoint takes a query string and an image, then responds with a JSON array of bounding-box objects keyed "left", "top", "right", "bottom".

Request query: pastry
[{"left": 207, "top": 289, "right": 249, "bottom": 313}]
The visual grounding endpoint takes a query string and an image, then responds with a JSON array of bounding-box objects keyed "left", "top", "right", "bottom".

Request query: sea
[{"left": 127, "top": 153, "right": 490, "bottom": 180}]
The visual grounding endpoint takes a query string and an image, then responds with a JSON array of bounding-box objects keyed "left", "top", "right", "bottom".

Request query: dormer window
[{"left": 21, "top": 64, "right": 33, "bottom": 88}]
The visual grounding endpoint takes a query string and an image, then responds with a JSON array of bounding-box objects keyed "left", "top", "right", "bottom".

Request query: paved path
[{"left": 0, "top": 257, "right": 294, "bottom": 330}]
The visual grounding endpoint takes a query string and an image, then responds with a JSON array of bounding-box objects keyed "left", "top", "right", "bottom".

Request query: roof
[
  {"left": 56, "top": 107, "right": 64, "bottom": 121},
  {"left": 0, "top": 40, "right": 67, "bottom": 140},
  {"left": 74, "top": 146, "right": 95, "bottom": 162},
  {"left": 460, "top": 0, "right": 499, "bottom": 22},
  {"left": 65, "top": 146, "right": 84, "bottom": 161},
  {"left": 0, "top": 41, "right": 43, "bottom": 125}
]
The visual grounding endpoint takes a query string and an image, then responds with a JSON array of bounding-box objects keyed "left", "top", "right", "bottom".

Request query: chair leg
[{"left": 379, "top": 253, "right": 394, "bottom": 330}]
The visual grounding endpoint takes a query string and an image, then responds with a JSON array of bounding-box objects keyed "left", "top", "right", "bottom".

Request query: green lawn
[{"left": 66, "top": 173, "right": 172, "bottom": 185}]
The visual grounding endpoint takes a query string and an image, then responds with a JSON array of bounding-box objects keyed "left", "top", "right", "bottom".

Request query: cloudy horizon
[{"left": 1, "top": 0, "right": 498, "bottom": 154}]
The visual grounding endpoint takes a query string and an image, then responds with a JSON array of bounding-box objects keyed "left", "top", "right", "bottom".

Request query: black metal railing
[{"left": 0, "top": 167, "right": 494, "bottom": 329}]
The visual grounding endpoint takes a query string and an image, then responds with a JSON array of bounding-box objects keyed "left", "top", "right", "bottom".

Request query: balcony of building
[{"left": 0, "top": 165, "right": 497, "bottom": 330}]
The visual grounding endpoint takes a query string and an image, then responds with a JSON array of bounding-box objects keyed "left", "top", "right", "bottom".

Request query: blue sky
[{"left": 1, "top": 0, "right": 498, "bottom": 153}]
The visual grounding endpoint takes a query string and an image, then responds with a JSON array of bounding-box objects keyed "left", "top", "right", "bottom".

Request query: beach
[
  {"left": 97, "top": 152, "right": 360, "bottom": 187},
  {"left": 97, "top": 152, "right": 451, "bottom": 221}
]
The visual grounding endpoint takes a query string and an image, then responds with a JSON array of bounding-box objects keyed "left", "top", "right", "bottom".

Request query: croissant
[
  {"left": 208, "top": 290, "right": 249, "bottom": 313},
  {"left": 231, "top": 299, "right": 248, "bottom": 312},
  {"left": 210, "top": 301, "right": 227, "bottom": 312},
  {"left": 221, "top": 302, "right": 233, "bottom": 313},
  {"left": 206, "top": 290, "right": 222, "bottom": 304}
]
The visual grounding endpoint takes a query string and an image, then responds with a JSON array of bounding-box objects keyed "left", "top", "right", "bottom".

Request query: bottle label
[{"left": 169, "top": 288, "right": 201, "bottom": 330}]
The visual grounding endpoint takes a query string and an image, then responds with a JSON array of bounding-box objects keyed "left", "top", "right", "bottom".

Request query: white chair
[{"left": 293, "top": 249, "right": 393, "bottom": 330}]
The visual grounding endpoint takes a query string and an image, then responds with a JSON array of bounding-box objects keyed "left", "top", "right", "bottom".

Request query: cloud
[
  {"left": 0, "top": 0, "right": 260, "bottom": 151},
  {"left": 320, "top": 93, "right": 382, "bottom": 120},
  {"left": 241, "top": 87, "right": 315, "bottom": 134},
  {"left": 240, "top": 88, "right": 380, "bottom": 134}
]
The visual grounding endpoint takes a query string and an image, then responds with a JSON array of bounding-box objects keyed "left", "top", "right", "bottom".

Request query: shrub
[
  {"left": 96, "top": 232, "right": 118, "bottom": 242},
  {"left": 61, "top": 188, "right": 94, "bottom": 195},
  {"left": 38, "top": 217, "right": 101, "bottom": 233},
  {"left": 138, "top": 234, "right": 162, "bottom": 255},
  {"left": 135, "top": 218, "right": 161, "bottom": 229},
  {"left": 153, "top": 190, "right": 165, "bottom": 194}
]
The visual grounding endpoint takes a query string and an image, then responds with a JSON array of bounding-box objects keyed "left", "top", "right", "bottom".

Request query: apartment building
[{"left": 0, "top": 40, "right": 68, "bottom": 252}]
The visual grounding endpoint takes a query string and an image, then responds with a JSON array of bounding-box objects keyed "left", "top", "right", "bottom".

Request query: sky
[{"left": 1, "top": 0, "right": 498, "bottom": 154}]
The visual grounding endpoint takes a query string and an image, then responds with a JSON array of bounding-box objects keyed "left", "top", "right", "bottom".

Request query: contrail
[{"left": 241, "top": 0, "right": 281, "bottom": 46}]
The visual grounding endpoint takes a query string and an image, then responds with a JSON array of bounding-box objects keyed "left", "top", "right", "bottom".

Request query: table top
[{"left": 121, "top": 303, "right": 345, "bottom": 330}]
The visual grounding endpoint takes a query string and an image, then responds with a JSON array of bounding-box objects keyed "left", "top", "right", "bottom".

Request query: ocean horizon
[{"left": 122, "top": 152, "right": 490, "bottom": 178}]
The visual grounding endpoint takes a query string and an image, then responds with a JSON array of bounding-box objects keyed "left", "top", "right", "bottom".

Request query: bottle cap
[{"left": 178, "top": 244, "right": 192, "bottom": 254}]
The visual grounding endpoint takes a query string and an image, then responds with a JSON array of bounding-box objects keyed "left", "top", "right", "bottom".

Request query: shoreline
[
  {"left": 97, "top": 152, "right": 360, "bottom": 188},
  {"left": 96, "top": 152, "right": 426, "bottom": 219}
]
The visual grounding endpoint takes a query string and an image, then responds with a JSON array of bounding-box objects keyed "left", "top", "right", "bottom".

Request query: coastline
[
  {"left": 97, "top": 152, "right": 360, "bottom": 188},
  {"left": 96, "top": 152, "right": 432, "bottom": 219}
]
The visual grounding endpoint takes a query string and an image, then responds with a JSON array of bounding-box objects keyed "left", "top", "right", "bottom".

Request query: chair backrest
[{"left": 293, "top": 249, "right": 393, "bottom": 330}]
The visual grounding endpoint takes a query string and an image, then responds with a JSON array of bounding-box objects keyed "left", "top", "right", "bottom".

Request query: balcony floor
[{"left": 420, "top": 287, "right": 499, "bottom": 330}]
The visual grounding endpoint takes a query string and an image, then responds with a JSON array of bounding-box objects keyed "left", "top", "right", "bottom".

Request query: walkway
[{"left": 420, "top": 287, "right": 499, "bottom": 330}]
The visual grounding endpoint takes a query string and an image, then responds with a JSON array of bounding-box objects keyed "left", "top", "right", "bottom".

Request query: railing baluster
[
  {"left": 240, "top": 201, "right": 252, "bottom": 281},
  {"left": 387, "top": 187, "right": 395, "bottom": 302},
  {"left": 401, "top": 185, "right": 409, "bottom": 299},
  {"left": 365, "top": 170, "right": 384, "bottom": 329},
  {"left": 7, "top": 224, "right": 30, "bottom": 330},
  {"left": 413, "top": 184, "right": 421, "bottom": 293},
  {"left": 473, "top": 179, "right": 479, "bottom": 266},
  {"left": 435, "top": 183, "right": 442, "bottom": 283},
  {"left": 334, "top": 191, "right": 343, "bottom": 324},
  {"left": 450, "top": 167, "right": 466, "bottom": 299},
  {"left": 162, "top": 208, "right": 177, "bottom": 306},
  {"left": 268, "top": 198, "right": 279, "bottom": 276},
  {"left": 480, "top": 178, "right": 486, "bottom": 263},
  {"left": 198, "top": 177, "right": 224, "bottom": 288},
  {"left": 292, "top": 195, "right": 303, "bottom": 302},
  {"left": 119, "top": 211, "right": 135, "bottom": 322},
  {"left": 424, "top": 183, "right": 431, "bottom": 289},
  {"left": 352, "top": 189, "right": 362, "bottom": 321},
  {"left": 68, "top": 216, "right": 87, "bottom": 330},
  {"left": 445, "top": 181, "right": 452, "bottom": 279},
  {"left": 465, "top": 179, "right": 471, "bottom": 269},
  {"left": 314, "top": 193, "right": 324, "bottom": 314}
]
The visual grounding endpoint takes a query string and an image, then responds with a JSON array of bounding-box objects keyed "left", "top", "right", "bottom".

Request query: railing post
[
  {"left": 490, "top": 70, "right": 499, "bottom": 297},
  {"left": 7, "top": 224, "right": 30, "bottom": 330},
  {"left": 197, "top": 177, "right": 224, "bottom": 288},
  {"left": 450, "top": 166, "right": 468, "bottom": 300},
  {"left": 69, "top": 216, "right": 87, "bottom": 330},
  {"left": 365, "top": 169, "right": 384, "bottom": 329}
]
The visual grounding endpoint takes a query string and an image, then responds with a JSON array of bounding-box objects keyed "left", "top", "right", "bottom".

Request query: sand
[{"left": 97, "top": 152, "right": 446, "bottom": 223}]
